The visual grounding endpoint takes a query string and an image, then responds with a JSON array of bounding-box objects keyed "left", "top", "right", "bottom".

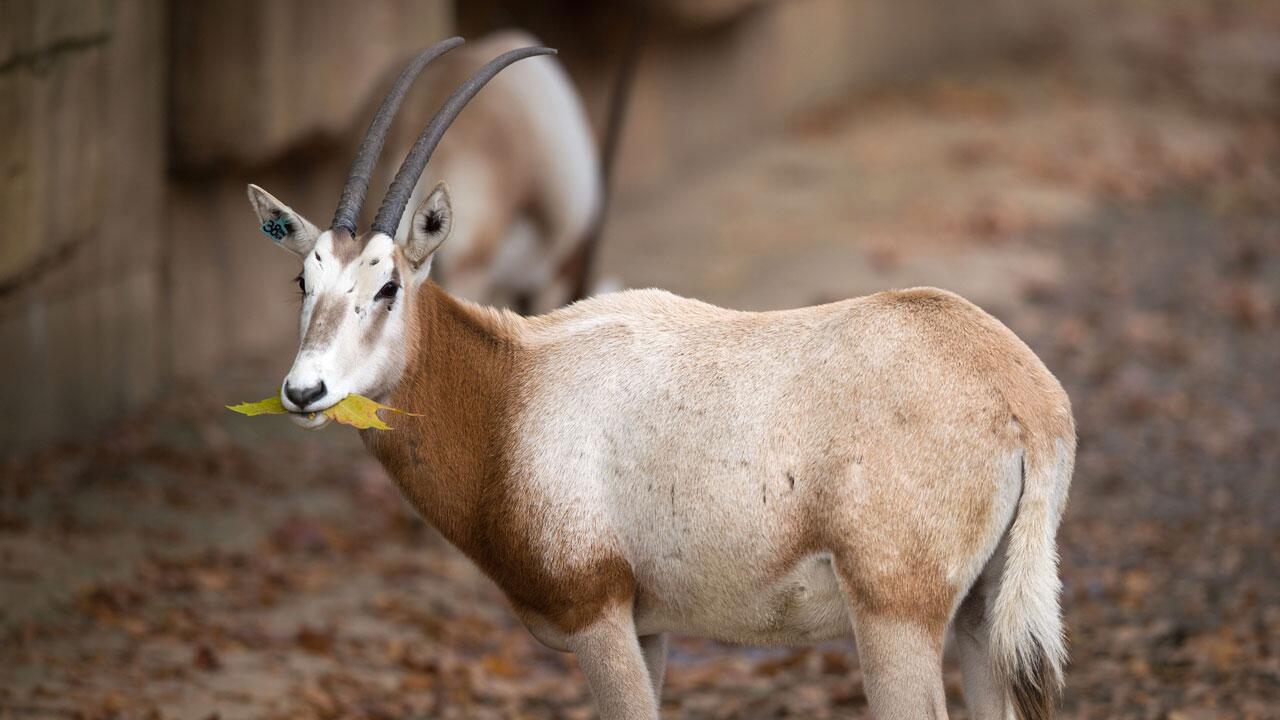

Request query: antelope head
[{"left": 245, "top": 38, "right": 553, "bottom": 428}]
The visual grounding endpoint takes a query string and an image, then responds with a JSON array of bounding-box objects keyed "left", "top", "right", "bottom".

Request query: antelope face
[
  {"left": 247, "top": 183, "right": 455, "bottom": 429},
  {"left": 241, "top": 38, "right": 551, "bottom": 428}
]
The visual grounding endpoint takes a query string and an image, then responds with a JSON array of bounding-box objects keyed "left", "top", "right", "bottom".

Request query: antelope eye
[
  {"left": 375, "top": 281, "right": 399, "bottom": 301},
  {"left": 295, "top": 274, "right": 306, "bottom": 293}
]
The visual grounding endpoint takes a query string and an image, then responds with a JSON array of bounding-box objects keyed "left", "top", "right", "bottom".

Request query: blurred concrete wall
[
  {"left": 1, "top": 0, "right": 1067, "bottom": 454},
  {"left": 0, "top": 0, "right": 165, "bottom": 451},
  {"left": 0, "top": 0, "right": 453, "bottom": 453}
]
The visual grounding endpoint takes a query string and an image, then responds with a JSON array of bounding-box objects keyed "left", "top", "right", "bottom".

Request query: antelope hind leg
[
  {"left": 639, "top": 633, "right": 668, "bottom": 701},
  {"left": 851, "top": 612, "right": 949, "bottom": 719}
]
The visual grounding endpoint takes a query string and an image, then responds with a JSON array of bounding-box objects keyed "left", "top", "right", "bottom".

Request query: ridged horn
[
  {"left": 370, "top": 45, "right": 556, "bottom": 237},
  {"left": 330, "top": 37, "right": 465, "bottom": 234}
]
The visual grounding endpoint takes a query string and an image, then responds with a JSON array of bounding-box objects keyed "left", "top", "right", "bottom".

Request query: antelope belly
[{"left": 635, "top": 553, "right": 853, "bottom": 645}]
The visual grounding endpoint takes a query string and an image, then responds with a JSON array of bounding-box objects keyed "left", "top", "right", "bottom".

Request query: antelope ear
[
  {"left": 246, "top": 184, "right": 321, "bottom": 256},
  {"left": 402, "top": 182, "right": 453, "bottom": 278}
]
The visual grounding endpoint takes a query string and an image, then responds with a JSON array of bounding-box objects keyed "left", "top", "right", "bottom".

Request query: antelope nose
[{"left": 285, "top": 380, "right": 327, "bottom": 410}]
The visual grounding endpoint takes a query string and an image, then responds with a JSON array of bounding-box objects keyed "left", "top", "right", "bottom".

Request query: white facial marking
[{"left": 280, "top": 232, "right": 409, "bottom": 413}]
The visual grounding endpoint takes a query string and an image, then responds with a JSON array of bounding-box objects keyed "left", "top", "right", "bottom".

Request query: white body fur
[
  {"left": 509, "top": 290, "right": 1070, "bottom": 650},
  {"left": 499, "top": 290, "right": 1075, "bottom": 720}
]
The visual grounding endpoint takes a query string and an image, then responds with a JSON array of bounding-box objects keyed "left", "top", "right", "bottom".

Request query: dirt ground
[{"left": 3, "top": 3, "right": 1278, "bottom": 718}]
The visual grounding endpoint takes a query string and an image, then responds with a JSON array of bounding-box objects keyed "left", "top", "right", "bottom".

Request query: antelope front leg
[{"left": 568, "top": 608, "right": 660, "bottom": 720}]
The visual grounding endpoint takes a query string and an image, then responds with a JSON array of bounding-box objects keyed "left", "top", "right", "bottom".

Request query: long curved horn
[
  {"left": 370, "top": 45, "right": 556, "bottom": 238},
  {"left": 331, "top": 37, "right": 465, "bottom": 235}
]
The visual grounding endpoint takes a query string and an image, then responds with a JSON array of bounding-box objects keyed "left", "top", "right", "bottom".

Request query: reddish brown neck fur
[{"left": 361, "top": 282, "right": 519, "bottom": 549}]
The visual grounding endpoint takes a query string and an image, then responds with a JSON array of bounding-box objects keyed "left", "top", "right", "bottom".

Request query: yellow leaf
[
  {"left": 226, "top": 395, "right": 288, "bottom": 416},
  {"left": 323, "top": 394, "right": 421, "bottom": 430},
  {"left": 226, "top": 392, "right": 418, "bottom": 431}
]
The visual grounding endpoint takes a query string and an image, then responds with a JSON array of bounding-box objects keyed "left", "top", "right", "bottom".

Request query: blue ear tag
[{"left": 261, "top": 216, "right": 290, "bottom": 241}]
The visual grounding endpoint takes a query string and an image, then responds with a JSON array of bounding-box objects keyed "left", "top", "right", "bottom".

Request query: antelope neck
[{"left": 360, "top": 282, "right": 523, "bottom": 552}]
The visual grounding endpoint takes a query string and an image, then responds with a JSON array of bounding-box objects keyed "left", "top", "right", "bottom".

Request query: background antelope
[
  {"left": 246, "top": 37, "right": 1075, "bottom": 720},
  {"left": 259, "top": 30, "right": 623, "bottom": 316},
  {"left": 370, "top": 29, "right": 629, "bottom": 313}
]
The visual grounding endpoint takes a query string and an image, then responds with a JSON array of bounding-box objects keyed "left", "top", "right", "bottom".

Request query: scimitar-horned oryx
[{"left": 245, "top": 36, "right": 1075, "bottom": 720}]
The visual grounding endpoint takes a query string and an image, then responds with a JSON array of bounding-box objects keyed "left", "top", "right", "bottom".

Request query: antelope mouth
[{"left": 290, "top": 408, "right": 334, "bottom": 430}]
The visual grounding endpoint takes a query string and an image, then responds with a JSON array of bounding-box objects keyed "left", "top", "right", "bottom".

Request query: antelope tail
[{"left": 989, "top": 438, "right": 1074, "bottom": 719}]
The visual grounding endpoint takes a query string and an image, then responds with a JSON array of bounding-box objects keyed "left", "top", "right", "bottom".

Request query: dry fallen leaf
[
  {"left": 226, "top": 394, "right": 419, "bottom": 430},
  {"left": 193, "top": 643, "right": 222, "bottom": 671},
  {"left": 225, "top": 396, "right": 287, "bottom": 416}
]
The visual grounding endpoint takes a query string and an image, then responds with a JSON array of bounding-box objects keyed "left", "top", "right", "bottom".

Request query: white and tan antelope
[{"left": 246, "top": 38, "right": 1075, "bottom": 720}]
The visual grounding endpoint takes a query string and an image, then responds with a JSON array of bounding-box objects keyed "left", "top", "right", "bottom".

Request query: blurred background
[{"left": 2, "top": 0, "right": 1277, "bottom": 717}]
